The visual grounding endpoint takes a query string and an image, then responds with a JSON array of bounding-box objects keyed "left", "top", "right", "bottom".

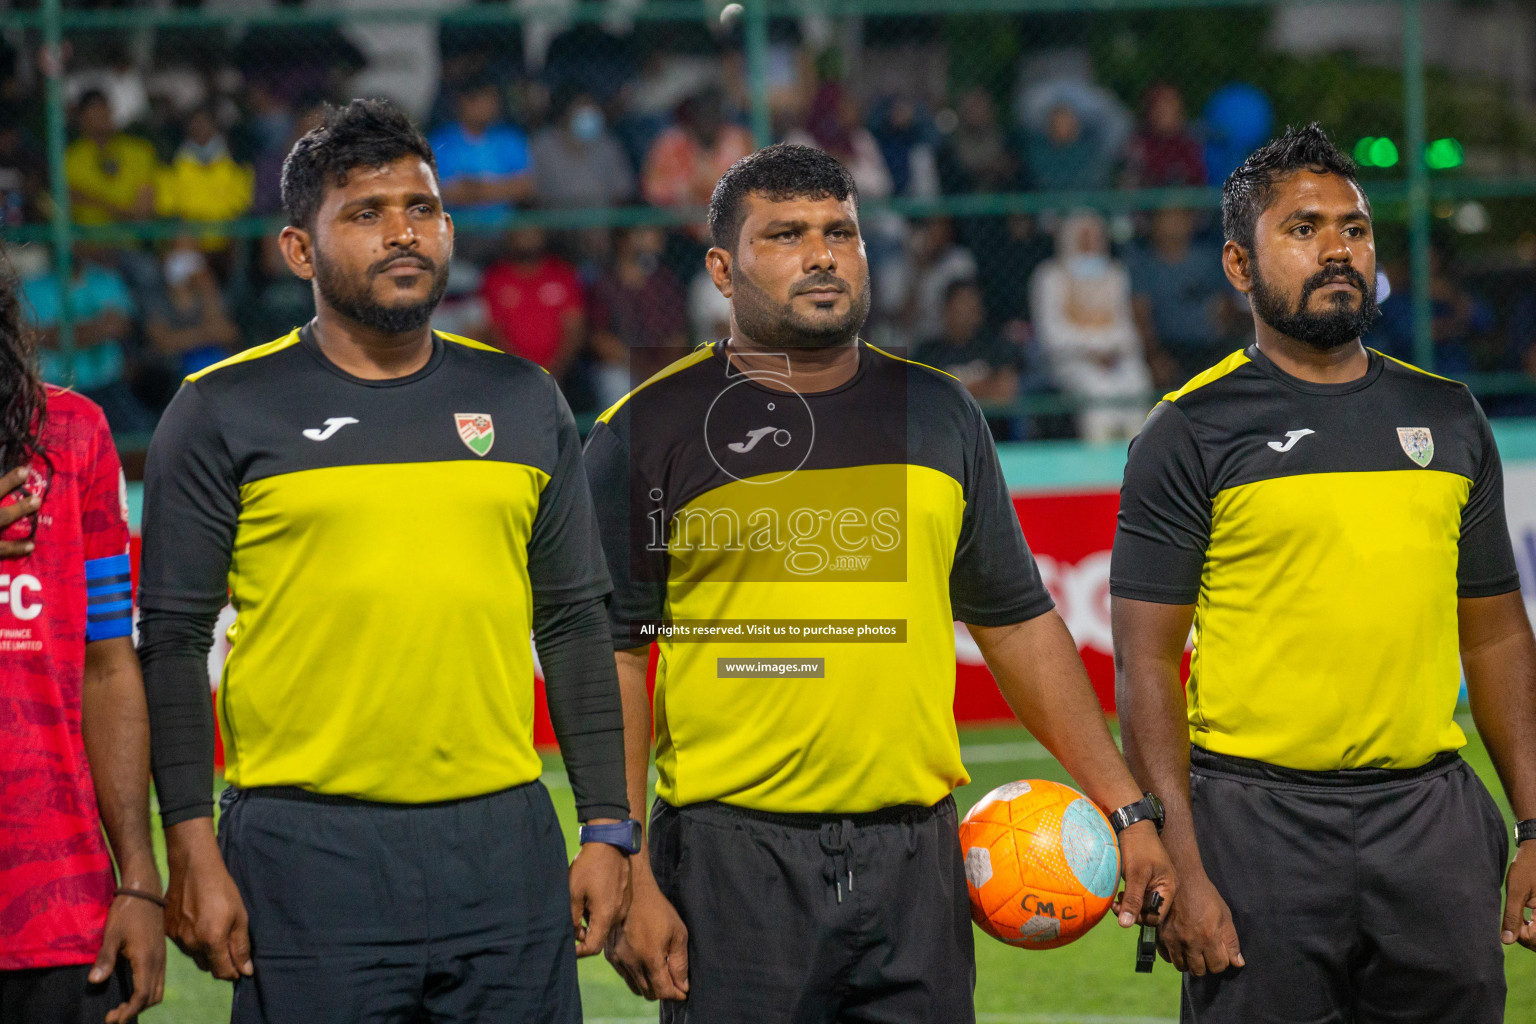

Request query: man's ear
[
  {"left": 1222, "top": 240, "right": 1252, "bottom": 295},
  {"left": 279, "top": 226, "right": 316, "bottom": 282},
  {"left": 706, "top": 246, "right": 733, "bottom": 298}
]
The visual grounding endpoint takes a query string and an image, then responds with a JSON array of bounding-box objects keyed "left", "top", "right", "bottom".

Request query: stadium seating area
[{"left": 5, "top": 9, "right": 1536, "bottom": 439}]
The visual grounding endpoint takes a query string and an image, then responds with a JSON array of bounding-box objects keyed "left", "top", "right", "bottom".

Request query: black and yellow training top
[
  {"left": 583, "top": 340, "right": 1054, "bottom": 815},
  {"left": 1111, "top": 345, "right": 1520, "bottom": 771},
  {"left": 137, "top": 324, "right": 626, "bottom": 823}
]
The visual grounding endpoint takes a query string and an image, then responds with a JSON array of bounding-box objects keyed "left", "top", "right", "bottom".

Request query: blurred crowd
[{"left": 3, "top": 15, "right": 1534, "bottom": 440}]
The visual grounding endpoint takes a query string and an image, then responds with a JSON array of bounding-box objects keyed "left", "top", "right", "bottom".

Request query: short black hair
[
  {"left": 1221, "top": 122, "right": 1369, "bottom": 253},
  {"left": 280, "top": 98, "right": 437, "bottom": 229},
  {"left": 707, "top": 142, "right": 858, "bottom": 251}
]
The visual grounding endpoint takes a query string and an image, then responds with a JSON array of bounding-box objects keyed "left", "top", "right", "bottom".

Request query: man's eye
[
  {"left": 1293, "top": 224, "right": 1313, "bottom": 237},
  {"left": 774, "top": 231, "right": 797, "bottom": 241},
  {"left": 356, "top": 210, "right": 377, "bottom": 222}
]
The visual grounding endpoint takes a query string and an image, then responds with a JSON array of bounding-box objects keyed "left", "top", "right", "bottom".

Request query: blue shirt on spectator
[
  {"left": 23, "top": 264, "right": 133, "bottom": 392},
  {"left": 428, "top": 121, "right": 531, "bottom": 227}
]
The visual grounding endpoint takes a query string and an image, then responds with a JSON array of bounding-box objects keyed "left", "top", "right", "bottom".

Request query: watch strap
[
  {"left": 579, "top": 819, "right": 643, "bottom": 854},
  {"left": 1517, "top": 819, "right": 1536, "bottom": 845},
  {"left": 1110, "top": 794, "right": 1164, "bottom": 835}
]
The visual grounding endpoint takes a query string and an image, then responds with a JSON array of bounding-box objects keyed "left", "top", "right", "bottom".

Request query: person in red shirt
[
  {"left": 480, "top": 225, "right": 586, "bottom": 385},
  {"left": 0, "top": 270, "right": 164, "bottom": 1024}
]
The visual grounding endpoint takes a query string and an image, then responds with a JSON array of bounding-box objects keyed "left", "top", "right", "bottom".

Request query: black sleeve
[
  {"left": 527, "top": 383, "right": 627, "bottom": 821},
  {"left": 950, "top": 397, "right": 1055, "bottom": 626},
  {"left": 1458, "top": 399, "right": 1520, "bottom": 598},
  {"left": 137, "top": 380, "right": 240, "bottom": 825},
  {"left": 527, "top": 381, "right": 614, "bottom": 604},
  {"left": 1109, "top": 400, "right": 1210, "bottom": 604},
  {"left": 583, "top": 417, "right": 668, "bottom": 649},
  {"left": 137, "top": 608, "right": 219, "bottom": 827},
  {"left": 532, "top": 596, "right": 629, "bottom": 822}
]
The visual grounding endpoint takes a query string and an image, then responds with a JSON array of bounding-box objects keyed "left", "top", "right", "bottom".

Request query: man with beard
[
  {"left": 585, "top": 143, "right": 1177, "bottom": 1022},
  {"left": 136, "top": 99, "right": 635, "bottom": 1024},
  {"left": 1112, "top": 123, "right": 1536, "bottom": 1023}
]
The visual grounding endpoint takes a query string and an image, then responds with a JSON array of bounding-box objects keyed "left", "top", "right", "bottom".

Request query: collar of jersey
[
  {"left": 1245, "top": 342, "right": 1383, "bottom": 397},
  {"left": 298, "top": 321, "right": 447, "bottom": 388},
  {"left": 709, "top": 337, "right": 871, "bottom": 399}
]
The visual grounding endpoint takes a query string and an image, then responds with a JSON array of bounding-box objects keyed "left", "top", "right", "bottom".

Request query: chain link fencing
[{"left": 4, "top": 0, "right": 1536, "bottom": 444}]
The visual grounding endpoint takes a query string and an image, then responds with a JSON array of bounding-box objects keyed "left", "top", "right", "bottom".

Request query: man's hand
[
  {"left": 90, "top": 893, "right": 166, "bottom": 1023},
  {"left": 164, "top": 819, "right": 253, "bottom": 980},
  {"left": 0, "top": 466, "right": 40, "bottom": 558},
  {"left": 605, "top": 874, "right": 689, "bottom": 1001},
  {"left": 1157, "top": 870, "right": 1243, "bottom": 975},
  {"left": 1112, "top": 820, "right": 1177, "bottom": 928},
  {"left": 570, "top": 841, "right": 631, "bottom": 957},
  {"left": 1503, "top": 842, "right": 1536, "bottom": 951}
]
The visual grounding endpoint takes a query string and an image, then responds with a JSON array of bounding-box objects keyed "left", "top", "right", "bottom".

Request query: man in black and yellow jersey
[
  {"left": 1113, "top": 124, "right": 1536, "bottom": 1024},
  {"left": 585, "top": 144, "right": 1177, "bottom": 1022},
  {"left": 136, "top": 100, "right": 636, "bottom": 1024}
]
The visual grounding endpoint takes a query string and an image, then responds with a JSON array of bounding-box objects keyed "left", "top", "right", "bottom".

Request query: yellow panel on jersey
[
  {"left": 1191, "top": 470, "right": 1470, "bottom": 769},
  {"left": 654, "top": 464, "right": 970, "bottom": 813},
  {"left": 219, "top": 461, "right": 548, "bottom": 800}
]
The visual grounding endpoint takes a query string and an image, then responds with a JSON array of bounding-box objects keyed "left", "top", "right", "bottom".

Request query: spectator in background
[
  {"left": 64, "top": 90, "right": 156, "bottom": 225},
  {"left": 154, "top": 105, "right": 254, "bottom": 260},
  {"left": 253, "top": 98, "right": 325, "bottom": 216},
  {"left": 786, "top": 83, "right": 894, "bottom": 202},
  {"left": 140, "top": 238, "right": 240, "bottom": 409},
  {"left": 587, "top": 226, "right": 689, "bottom": 410},
  {"left": 0, "top": 104, "right": 45, "bottom": 225},
  {"left": 1202, "top": 82, "right": 1272, "bottom": 185},
  {"left": 428, "top": 78, "right": 534, "bottom": 231},
  {"left": 481, "top": 225, "right": 585, "bottom": 386},
  {"left": 642, "top": 88, "right": 754, "bottom": 210},
  {"left": 914, "top": 278, "right": 1020, "bottom": 410},
  {"left": 881, "top": 216, "right": 978, "bottom": 345},
  {"left": 1373, "top": 242, "right": 1495, "bottom": 375},
  {"left": 20, "top": 244, "right": 155, "bottom": 434},
  {"left": 1126, "top": 206, "right": 1246, "bottom": 385},
  {"left": 689, "top": 266, "right": 732, "bottom": 345},
  {"left": 1030, "top": 210, "right": 1151, "bottom": 442},
  {"left": 870, "top": 95, "right": 940, "bottom": 198},
  {"left": 936, "top": 87, "right": 1017, "bottom": 194},
  {"left": 1023, "top": 102, "right": 1115, "bottom": 191},
  {"left": 530, "top": 89, "right": 635, "bottom": 209},
  {"left": 1123, "top": 83, "right": 1205, "bottom": 188},
  {"left": 973, "top": 212, "right": 1053, "bottom": 336}
]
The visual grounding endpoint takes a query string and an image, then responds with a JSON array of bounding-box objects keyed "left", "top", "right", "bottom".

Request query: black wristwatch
[
  {"left": 578, "top": 819, "right": 643, "bottom": 855},
  {"left": 1109, "top": 793, "right": 1165, "bottom": 835},
  {"left": 1517, "top": 819, "right": 1536, "bottom": 846}
]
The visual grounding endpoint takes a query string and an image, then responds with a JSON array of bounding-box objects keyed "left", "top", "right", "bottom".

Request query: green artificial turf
[{"left": 149, "top": 718, "right": 1536, "bottom": 1023}]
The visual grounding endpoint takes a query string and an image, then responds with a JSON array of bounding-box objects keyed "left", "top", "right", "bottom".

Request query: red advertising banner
[{"left": 127, "top": 482, "right": 1131, "bottom": 755}]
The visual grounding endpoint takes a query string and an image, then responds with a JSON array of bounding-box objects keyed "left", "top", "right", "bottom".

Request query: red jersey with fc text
[{"left": 0, "top": 386, "right": 132, "bottom": 969}]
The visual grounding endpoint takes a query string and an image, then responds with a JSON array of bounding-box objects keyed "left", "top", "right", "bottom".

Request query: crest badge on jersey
[
  {"left": 1397, "top": 427, "right": 1434, "bottom": 467},
  {"left": 455, "top": 413, "right": 495, "bottom": 457}
]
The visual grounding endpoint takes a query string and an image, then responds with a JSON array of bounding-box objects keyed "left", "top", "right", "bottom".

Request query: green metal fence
[{"left": 6, "top": 0, "right": 1536, "bottom": 435}]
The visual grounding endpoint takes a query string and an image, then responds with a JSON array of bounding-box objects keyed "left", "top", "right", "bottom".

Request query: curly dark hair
[
  {"left": 0, "top": 255, "right": 46, "bottom": 476},
  {"left": 707, "top": 143, "right": 859, "bottom": 252},
  {"left": 1221, "top": 122, "right": 1369, "bottom": 254},
  {"left": 280, "top": 98, "right": 437, "bottom": 229}
]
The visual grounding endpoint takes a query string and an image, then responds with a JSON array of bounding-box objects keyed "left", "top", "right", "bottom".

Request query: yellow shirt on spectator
[
  {"left": 65, "top": 135, "right": 158, "bottom": 225},
  {"left": 156, "top": 148, "right": 255, "bottom": 248}
]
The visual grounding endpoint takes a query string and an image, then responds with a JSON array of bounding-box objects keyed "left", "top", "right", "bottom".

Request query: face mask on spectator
[
  {"left": 165, "top": 249, "right": 205, "bottom": 287},
  {"left": 570, "top": 107, "right": 604, "bottom": 142},
  {"left": 1066, "top": 253, "right": 1110, "bottom": 279},
  {"left": 180, "top": 136, "right": 229, "bottom": 165}
]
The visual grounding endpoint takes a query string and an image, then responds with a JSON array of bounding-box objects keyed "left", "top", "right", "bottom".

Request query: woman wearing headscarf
[{"left": 1030, "top": 210, "right": 1153, "bottom": 441}]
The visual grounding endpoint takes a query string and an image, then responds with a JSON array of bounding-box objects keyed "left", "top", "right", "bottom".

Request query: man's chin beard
[
  {"left": 314, "top": 255, "right": 448, "bottom": 335},
  {"left": 730, "top": 267, "right": 870, "bottom": 350},
  {"left": 1250, "top": 273, "right": 1381, "bottom": 352}
]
